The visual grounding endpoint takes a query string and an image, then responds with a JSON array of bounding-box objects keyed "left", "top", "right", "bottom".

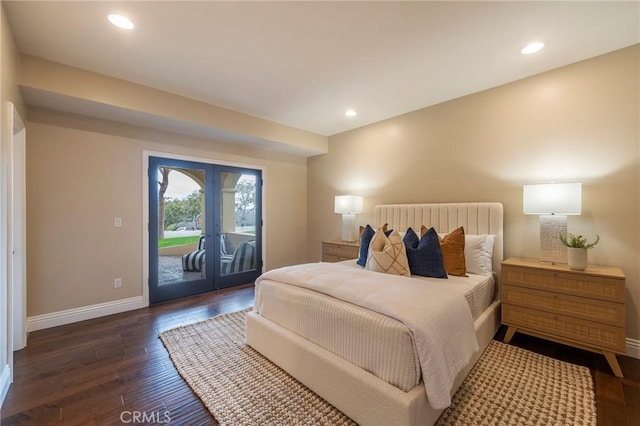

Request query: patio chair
[
  {"left": 181, "top": 234, "right": 205, "bottom": 272},
  {"left": 221, "top": 240, "right": 256, "bottom": 275}
]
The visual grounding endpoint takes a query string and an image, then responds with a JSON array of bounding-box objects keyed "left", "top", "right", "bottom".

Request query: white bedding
[
  {"left": 340, "top": 259, "right": 495, "bottom": 320},
  {"left": 255, "top": 279, "right": 422, "bottom": 391},
  {"left": 255, "top": 262, "right": 480, "bottom": 409},
  {"left": 254, "top": 263, "right": 495, "bottom": 392}
]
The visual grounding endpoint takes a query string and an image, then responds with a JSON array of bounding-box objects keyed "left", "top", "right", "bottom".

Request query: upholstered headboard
[{"left": 373, "top": 203, "right": 504, "bottom": 280}]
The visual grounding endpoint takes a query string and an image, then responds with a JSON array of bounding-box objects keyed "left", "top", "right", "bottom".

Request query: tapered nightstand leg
[
  {"left": 503, "top": 326, "right": 517, "bottom": 344},
  {"left": 603, "top": 351, "right": 624, "bottom": 378}
]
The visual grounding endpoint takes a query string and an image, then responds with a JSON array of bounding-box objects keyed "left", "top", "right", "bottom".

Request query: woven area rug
[{"left": 159, "top": 309, "right": 596, "bottom": 425}]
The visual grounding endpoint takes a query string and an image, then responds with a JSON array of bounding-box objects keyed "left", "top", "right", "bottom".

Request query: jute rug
[{"left": 159, "top": 309, "right": 596, "bottom": 425}]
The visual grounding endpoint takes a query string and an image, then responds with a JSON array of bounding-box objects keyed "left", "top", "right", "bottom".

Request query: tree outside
[
  {"left": 157, "top": 167, "right": 171, "bottom": 239},
  {"left": 235, "top": 176, "right": 256, "bottom": 228},
  {"left": 163, "top": 190, "right": 203, "bottom": 231},
  {"left": 158, "top": 170, "right": 256, "bottom": 235}
]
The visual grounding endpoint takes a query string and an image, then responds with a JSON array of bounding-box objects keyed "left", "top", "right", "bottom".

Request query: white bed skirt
[{"left": 245, "top": 299, "right": 501, "bottom": 426}]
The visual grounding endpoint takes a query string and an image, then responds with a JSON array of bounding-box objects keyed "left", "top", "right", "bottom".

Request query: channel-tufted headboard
[{"left": 373, "top": 203, "right": 504, "bottom": 280}]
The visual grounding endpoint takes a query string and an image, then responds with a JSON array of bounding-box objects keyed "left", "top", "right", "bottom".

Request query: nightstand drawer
[
  {"left": 503, "top": 304, "right": 626, "bottom": 352},
  {"left": 322, "top": 242, "right": 359, "bottom": 259},
  {"left": 503, "top": 285, "right": 625, "bottom": 327},
  {"left": 321, "top": 240, "right": 360, "bottom": 263},
  {"left": 322, "top": 254, "right": 344, "bottom": 263},
  {"left": 503, "top": 265, "right": 624, "bottom": 302}
]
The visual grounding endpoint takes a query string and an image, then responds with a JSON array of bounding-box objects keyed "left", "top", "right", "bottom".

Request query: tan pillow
[
  {"left": 359, "top": 223, "right": 388, "bottom": 240},
  {"left": 423, "top": 225, "right": 467, "bottom": 276},
  {"left": 365, "top": 229, "right": 410, "bottom": 277}
]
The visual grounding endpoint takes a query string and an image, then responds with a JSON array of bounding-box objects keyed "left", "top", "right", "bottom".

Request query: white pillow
[
  {"left": 464, "top": 234, "right": 495, "bottom": 275},
  {"left": 365, "top": 229, "right": 411, "bottom": 277}
]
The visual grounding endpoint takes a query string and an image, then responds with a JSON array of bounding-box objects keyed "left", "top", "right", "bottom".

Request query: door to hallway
[{"left": 148, "top": 156, "right": 262, "bottom": 304}]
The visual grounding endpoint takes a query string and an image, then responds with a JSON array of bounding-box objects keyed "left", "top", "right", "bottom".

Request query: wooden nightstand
[
  {"left": 322, "top": 240, "right": 360, "bottom": 262},
  {"left": 501, "top": 257, "right": 626, "bottom": 378}
]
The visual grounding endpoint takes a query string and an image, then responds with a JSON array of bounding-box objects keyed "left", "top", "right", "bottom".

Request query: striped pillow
[
  {"left": 228, "top": 241, "right": 256, "bottom": 274},
  {"left": 182, "top": 249, "right": 205, "bottom": 272}
]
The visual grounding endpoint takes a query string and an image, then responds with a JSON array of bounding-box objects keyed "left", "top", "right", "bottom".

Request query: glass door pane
[
  {"left": 149, "top": 158, "right": 213, "bottom": 303},
  {"left": 216, "top": 168, "right": 262, "bottom": 288},
  {"left": 158, "top": 167, "right": 206, "bottom": 283}
]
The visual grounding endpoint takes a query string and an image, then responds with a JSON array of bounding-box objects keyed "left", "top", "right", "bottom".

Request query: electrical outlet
[
  {"left": 114, "top": 217, "right": 122, "bottom": 228},
  {"left": 114, "top": 278, "right": 122, "bottom": 288}
]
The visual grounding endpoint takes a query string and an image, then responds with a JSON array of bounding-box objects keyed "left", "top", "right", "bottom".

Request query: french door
[{"left": 148, "top": 157, "right": 262, "bottom": 304}]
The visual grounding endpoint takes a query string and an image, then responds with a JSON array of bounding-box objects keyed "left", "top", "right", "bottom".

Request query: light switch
[{"left": 114, "top": 217, "right": 122, "bottom": 228}]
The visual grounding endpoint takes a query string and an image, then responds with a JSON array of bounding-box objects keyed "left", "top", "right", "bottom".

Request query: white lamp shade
[
  {"left": 334, "top": 195, "right": 363, "bottom": 214},
  {"left": 523, "top": 183, "right": 582, "bottom": 215}
]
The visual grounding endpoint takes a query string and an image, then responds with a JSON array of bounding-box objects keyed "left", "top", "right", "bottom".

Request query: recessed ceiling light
[
  {"left": 108, "top": 14, "right": 134, "bottom": 30},
  {"left": 345, "top": 109, "right": 357, "bottom": 117},
  {"left": 521, "top": 42, "right": 544, "bottom": 55}
]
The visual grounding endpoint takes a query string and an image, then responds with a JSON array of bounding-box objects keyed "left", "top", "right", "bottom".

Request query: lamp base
[
  {"left": 539, "top": 215, "right": 567, "bottom": 264},
  {"left": 341, "top": 214, "right": 357, "bottom": 242}
]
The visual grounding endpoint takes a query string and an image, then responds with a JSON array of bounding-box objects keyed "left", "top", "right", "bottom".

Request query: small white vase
[{"left": 567, "top": 247, "right": 588, "bottom": 271}]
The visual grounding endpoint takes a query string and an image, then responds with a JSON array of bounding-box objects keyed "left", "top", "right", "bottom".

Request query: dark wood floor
[
  {"left": 1, "top": 285, "right": 255, "bottom": 425},
  {"left": 2, "top": 285, "right": 639, "bottom": 425}
]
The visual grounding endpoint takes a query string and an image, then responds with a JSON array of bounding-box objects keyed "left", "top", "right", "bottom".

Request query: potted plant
[{"left": 559, "top": 233, "right": 599, "bottom": 271}]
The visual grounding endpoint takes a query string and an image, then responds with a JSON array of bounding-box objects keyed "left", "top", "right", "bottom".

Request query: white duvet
[{"left": 255, "top": 262, "right": 479, "bottom": 409}]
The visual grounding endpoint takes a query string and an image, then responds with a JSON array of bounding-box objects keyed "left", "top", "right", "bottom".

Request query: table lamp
[
  {"left": 523, "top": 182, "right": 582, "bottom": 264},
  {"left": 334, "top": 195, "right": 363, "bottom": 242}
]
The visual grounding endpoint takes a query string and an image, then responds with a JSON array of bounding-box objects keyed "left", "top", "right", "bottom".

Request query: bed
[{"left": 246, "top": 202, "right": 504, "bottom": 426}]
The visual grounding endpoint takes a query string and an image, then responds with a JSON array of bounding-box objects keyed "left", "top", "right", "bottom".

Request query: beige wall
[
  {"left": 20, "top": 55, "right": 328, "bottom": 157},
  {"left": 1, "top": 10, "right": 23, "bottom": 118},
  {"left": 308, "top": 45, "right": 640, "bottom": 341},
  {"left": 26, "top": 108, "right": 307, "bottom": 316}
]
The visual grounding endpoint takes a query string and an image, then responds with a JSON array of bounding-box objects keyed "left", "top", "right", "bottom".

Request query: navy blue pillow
[
  {"left": 403, "top": 227, "right": 448, "bottom": 278},
  {"left": 357, "top": 225, "right": 393, "bottom": 266},
  {"left": 357, "top": 225, "right": 376, "bottom": 266}
]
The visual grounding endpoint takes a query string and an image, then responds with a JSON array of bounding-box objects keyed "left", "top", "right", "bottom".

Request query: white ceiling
[{"left": 5, "top": 1, "right": 640, "bottom": 137}]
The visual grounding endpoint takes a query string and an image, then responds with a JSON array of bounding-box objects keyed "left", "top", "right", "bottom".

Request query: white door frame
[
  {"left": 1, "top": 102, "right": 26, "bottom": 406},
  {"left": 9, "top": 102, "right": 26, "bottom": 351}
]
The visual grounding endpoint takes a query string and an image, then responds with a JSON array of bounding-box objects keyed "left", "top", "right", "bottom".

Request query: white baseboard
[
  {"left": 627, "top": 337, "right": 640, "bottom": 360},
  {"left": 1, "top": 363, "right": 11, "bottom": 408},
  {"left": 28, "top": 296, "right": 146, "bottom": 332}
]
